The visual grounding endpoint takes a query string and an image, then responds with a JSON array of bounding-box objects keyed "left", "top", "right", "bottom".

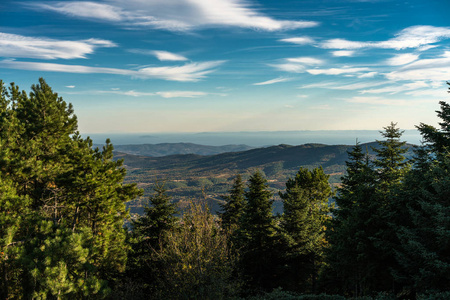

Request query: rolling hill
[{"left": 117, "top": 142, "right": 416, "bottom": 215}]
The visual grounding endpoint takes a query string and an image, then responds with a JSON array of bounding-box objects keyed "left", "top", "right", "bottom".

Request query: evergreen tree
[
  {"left": 219, "top": 174, "right": 245, "bottom": 233},
  {"left": 325, "top": 143, "right": 377, "bottom": 297},
  {"left": 127, "top": 184, "right": 178, "bottom": 295},
  {"left": 369, "top": 122, "right": 410, "bottom": 293},
  {"left": 280, "top": 167, "right": 332, "bottom": 293},
  {"left": 0, "top": 78, "right": 142, "bottom": 298},
  {"left": 238, "top": 171, "right": 282, "bottom": 293},
  {"left": 393, "top": 97, "right": 450, "bottom": 295}
]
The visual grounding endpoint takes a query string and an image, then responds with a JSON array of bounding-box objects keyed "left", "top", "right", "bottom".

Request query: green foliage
[
  {"left": 325, "top": 143, "right": 377, "bottom": 296},
  {"left": 127, "top": 184, "right": 178, "bottom": 294},
  {"left": 280, "top": 167, "right": 332, "bottom": 293},
  {"left": 0, "top": 78, "right": 142, "bottom": 298},
  {"left": 219, "top": 174, "right": 246, "bottom": 233},
  {"left": 238, "top": 171, "right": 285, "bottom": 294},
  {"left": 152, "top": 200, "right": 238, "bottom": 299},
  {"left": 392, "top": 99, "right": 450, "bottom": 295}
]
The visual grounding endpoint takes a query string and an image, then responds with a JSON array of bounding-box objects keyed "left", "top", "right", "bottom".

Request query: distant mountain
[
  {"left": 116, "top": 142, "right": 415, "bottom": 174},
  {"left": 111, "top": 142, "right": 254, "bottom": 157},
  {"left": 117, "top": 142, "right": 416, "bottom": 215}
]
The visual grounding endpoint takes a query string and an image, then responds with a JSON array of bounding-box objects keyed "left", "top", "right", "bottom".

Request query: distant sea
[{"left": 84, "top": 130, "right": 423, "bottom": 147}]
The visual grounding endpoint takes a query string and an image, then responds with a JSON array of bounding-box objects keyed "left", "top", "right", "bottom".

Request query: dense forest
[{"left": 1, "top": 79, "right": 450, "bottom": 299}]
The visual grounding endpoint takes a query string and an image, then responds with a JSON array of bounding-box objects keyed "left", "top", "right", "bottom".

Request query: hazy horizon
[{"left": 85, "top": 129, "right": 424, "bottom": 147}]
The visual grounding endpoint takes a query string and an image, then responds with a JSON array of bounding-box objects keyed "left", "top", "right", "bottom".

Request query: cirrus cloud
[
  {"left": 0, "top": 32, "right": 116, "bottom": 59},
  {"left": 321, "top": 26, "right": 450, "bottom": 50},
  {"left": 0, "top": 59, "right": 225, "bottom": 82},
  {"left": 29, "top": 0, "right": 319, "bottom": 32}
]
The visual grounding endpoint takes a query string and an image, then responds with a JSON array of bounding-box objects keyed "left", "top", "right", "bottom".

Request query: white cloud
[
  {"left": 0, "top": 59, "right": 225, "bottom": 82},
  {"left": 358, "top": 72, "right": 378, "bottom": 78},
  {"left": 332, "top": 50, "right": 355, "bottom": 57},
  {"left": 66, "top": 85, "right": 75, "bottom": 88},
  {"left": 361, "top": 81, "right": 430, "bottom": 94},
  {"left": 386, "top": 53, "right": 419, "bottom": 66},
  {"left": 307, "top": 67, "right": 369, "bottom": 75},
  {"left": 286, "top": 57, "right": 323, "bottom": 65},
  {"left": 321, "top": 25, "right": 450, "bottom": 50},
  {"left": 0, "top": 32, "right": 116, "bottom": 59},
  {"left": 35, "top": 2, "right": 124, "bottom": 21},
  {"left": 270, "top": 56, "right": 323, "bottom": 73},
  {"left": 156, "top": 91, "right": 207, "bottom": 98},
  {"left": 136, "top": 61, "right": 224, "bottom": 81},
  {"left": 279, "top": 36, "right": 315, "bottom": 45},
  {"left": 30, "top": 0, "right": 318, "bottom": 31},
  {"left": 270, "top": 63, "right": 306, "bottom": 73},
  {"left": 385, "top": 51, "right": 450, "bottom": 81},
  {"left": 152, "top": 50, "right": 188, "bottom": 61},
  {"left": 300, "top": 81, "right": 387, "bottom": 90},
  {"left": 253, "top": 77, "right": 290, "bottom": 85}
]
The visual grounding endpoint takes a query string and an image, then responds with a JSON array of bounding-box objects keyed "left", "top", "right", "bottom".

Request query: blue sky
[{"left": 1, "top": 0, "right": 450, "bottom": 134}]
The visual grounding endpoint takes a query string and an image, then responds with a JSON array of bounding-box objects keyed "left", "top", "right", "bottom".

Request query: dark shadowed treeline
[{"left": 1, "top": 79, "right": 450, "bottom": 299}]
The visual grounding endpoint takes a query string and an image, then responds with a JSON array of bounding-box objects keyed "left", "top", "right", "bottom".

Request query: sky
[{"left": 1, "top": 0, "right": 450, "bottom": 135}]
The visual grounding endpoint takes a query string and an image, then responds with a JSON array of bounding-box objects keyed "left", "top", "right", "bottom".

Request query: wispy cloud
[
  {"left": 347, "top": 96, "right": 410, "bottom": 105},
  {"left": 270, "top": 56, "right": 324, "bottom": 73},
  {"left": 0, "top": 59, "right": 225, "bottom": 82},
  {"left": 385, "top": 51, "right": 450, "bottom": 81},
  {"left": 361, "top": 81, "right": 430, "bottom": 94},
  {"left": 358, "top": 72, "right": 378, "bottom": 78},
  {"left": 29, "top": 0, "right": 318, "bottom": 31},
  {"left": 307, "top": 67, "right": 369, "bottom": 75},
  {"left": 385, "top": 53, "right": 419, "bottom": 66},
  {"left": 70, "top": 89, "right": 218, "bottom": 98},
  {"left": 279, "top": 36, "right": 315, "bottom": 45},
  {"left": 332, "top": 50, "right": 355, "bottom": 57},
  {"left": 253, "top": 77, "right": 290, "bottom": 85},
  {"left": 0, "top": 32, "right": 116, "bottom": 59},
  {"left": 151, "top": 50, "right": 188, "bottom": 61},
  {"left": 156, "top": 91, "right": 208, "bottom": 98},
  {"left": 300, "top": 81, "right": 387, "bottom": 90},
  {"left": 321, "top": 26, "right": 450, "bottom": 50},
  {"left": 286, "top": 57, "right": 323, "bottom": 65},
  {"left": 65, "top": 85, "right": 75, "bottom": 88}
]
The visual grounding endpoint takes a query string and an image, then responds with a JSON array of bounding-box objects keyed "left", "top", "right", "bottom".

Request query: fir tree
[
  {"left": 238, "top": 171, "right": 282, "bottom": 293},
  {"left": 219, "top": 174, "right": 245, "bottom": 233},
  {"left": 280, "top": 167, "right": 332, "bottom": 293},
  {"left": 0, "top": 78, "right": 142, "bottom": 298},
  {"left": 325, "top": 143, "right": 377, "bottom": 297},
  {"left": 127, "top": 184, "right": 178, "bottom": 294}
]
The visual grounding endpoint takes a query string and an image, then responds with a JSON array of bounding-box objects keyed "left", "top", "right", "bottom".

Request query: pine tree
[
  {"left": 0, "top": 78, "right": 142, "bottom": 298},
  {"left": 219, "top": 174, "right": 245, "bottom": 233},
  {"left": 280, "top": 167, "right": 332, "bottom": 293},
  {"left": 127, "top": 184, "right": 178, "bottom": 294},
  {"left": 366, "top": 123, "right": 410, "bottom": 293},
  {"left": 393, "top": 97, "right": 450, "bottom": 294},
  {"left": 325, "top": 143, "right": 377, "bottom": 296},
  {"left": 238, "top": 171, "right": 282, "bottom": 293}
]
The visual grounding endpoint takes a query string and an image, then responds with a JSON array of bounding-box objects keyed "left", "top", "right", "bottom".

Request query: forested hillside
[
  {"left": 118, "top": 142, "right": 415, "bottom": 215},
  {"left": 1, "top": 79, "right": 450, "bottom": 300}
]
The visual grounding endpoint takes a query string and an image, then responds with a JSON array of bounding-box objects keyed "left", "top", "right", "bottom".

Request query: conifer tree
[
  {"left": 0, "top": 78, "right": 142, "bottom": 298},
  {"left": 280, "top": 167, "right": 332, "bottom": 293},
  {"left": 219, "top": 174, "right": 245, "bottom": 233},
  {"left": 325, "top": 143, "right": 377, "bottom": 296},
  {"left": 368, "top": 122, "right": 410, "bottom": 293},
  {"left": 393, "top": 97, "right": 450, "bottom": 294},
  {"left": 238, "top": 171, "right": 282, "bottom": 293},
  {"left": 127, "top": 184, "right": 178, "bottom": 294}
]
